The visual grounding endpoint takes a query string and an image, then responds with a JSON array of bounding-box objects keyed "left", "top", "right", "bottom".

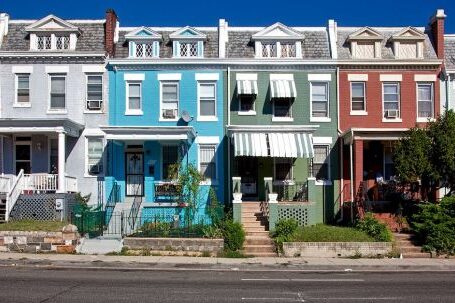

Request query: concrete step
[
  {"left": 76, "top": 237, "right": 123, "bottom": 255},
  {"left": 245, "top": 237, "right": 274, "bottom": 245},
  {"left": 246, "top": 231, "right": 270, "bottom": 237},
  {"left": 244, "top": 245, "right": 276, "bottom": 253},
  {"left": 243, "top": 227, "right": 268, "bottom": 232},
  {"left": 242, "top": 222, "right": 266, "bottom": 228},
  {"left": 402, "top": 252, "right": 432, "bottom": 258},
  {"left": 241, "top": 216, "right": 266, "bottom": 223},
  {"left": 400, "top": 246, "right": 424, "bottom": 253}
]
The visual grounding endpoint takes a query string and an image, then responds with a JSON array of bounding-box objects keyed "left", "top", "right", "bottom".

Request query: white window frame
[
  {"left": 85, "top": 74, "right": 103, "bottom": 112},
  {"left": 273, "top": 158, "right": 294, "bottom": 184},
  {"left": 85, "top": 136, "right": 105, "bottom": 177},
  {"left": 416, "top": 82, "right": 434, "bottom": 122},
  {"left": 310, "top": 81, "right": 331, "bottom": 122},
  {"left": 309, "top": 144, "right": 331, "bottom": 185},
  {"left": 382, "top": 82, "right": 402, "bottom": 122},
  {"left": 197, "top": 81, "right": 217, "bottom": 121},
  {"left": 179, "top": 41, "right": 199, "bottom": 58},
  {"left": 350, "top": 81, "right": 367, "bottom": 115},
  {"left": 159, "top": 81, "right": 179, "bottom": 121},
  {"left": 125, "top": 81, "right": 143, "bottom": 115},
  {"left": 132, "top": 42, "right": 157, "bottom": 58},
  {"left": 260, "top": 41, "right": 298, "bottom": 58},
  {"left": 14, "top": 73, "right": 31, "bottom": 107},
  {"left": 198, "top": 143, "right": 218, "bottom": 185},
  {"left": 47, "top": 74, "right": 67, "bottom": 114}
]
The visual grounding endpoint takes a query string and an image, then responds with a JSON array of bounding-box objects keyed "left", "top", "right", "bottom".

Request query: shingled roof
[
  {"left": 445, "top": 36, "right": 455, "bottom": 70},
  {"left": 336, "top": 27, "right": 438, "bottom": 60},
  {"left": 0, "top": 21, "right": 106, "bottom": 53}
]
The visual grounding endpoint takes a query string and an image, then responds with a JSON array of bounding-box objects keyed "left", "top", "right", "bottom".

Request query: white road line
[
  {"left": 241, "top": 298, "right": 301, "bottom": 301},
  {"left": 241, "top": 278, "right": 364, "bottom": 282},
  {"left": 306, "top": 297, "right": 400, "bottom": 301}
]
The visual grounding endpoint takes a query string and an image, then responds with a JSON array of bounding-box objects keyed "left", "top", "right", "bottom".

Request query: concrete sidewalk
[{"left": 0, "top": 252, "right": 454, "bottom": 271}]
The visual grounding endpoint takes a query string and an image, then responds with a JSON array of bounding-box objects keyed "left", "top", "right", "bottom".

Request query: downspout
[
  {"left": 336, "top": 66, "right": 343, "bottom": 222},
  {"left": 349, "top": 129, "right": 354, "bottom": 223},
  {"left": 227, "top": 66, "right": 231, "bottom": 206}
]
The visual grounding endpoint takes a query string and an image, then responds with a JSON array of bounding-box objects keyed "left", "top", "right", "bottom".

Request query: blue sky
[{"left": 1, "top": 0, "right": 455, "bottom": 32}]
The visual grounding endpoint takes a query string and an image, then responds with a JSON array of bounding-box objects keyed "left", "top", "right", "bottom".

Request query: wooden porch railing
[
  {"left": 0, "top": 175, "right": 13, "bottom": 193},
  {"left": 24, "top": 174, "right": 58, "bottom": 192},
  {"left": 6, "top": 169, "right": 25, "bottom": 222}
]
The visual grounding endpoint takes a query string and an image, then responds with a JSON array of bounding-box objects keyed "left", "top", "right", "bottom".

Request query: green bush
[
  {"left": 356, "top": 214, "right": 392, "bottom": 242},
  {"left": 292, "top": 224, "right": 374, "bottom": 242},
  {"left": 221, "top": 220, "right": 245, "bottom": 251},
  {"left": 271, "top": 219, "right": 299, "bottom": 252},
  {"left": 412, "top": 196, "right": 455, "bottom": 255}
]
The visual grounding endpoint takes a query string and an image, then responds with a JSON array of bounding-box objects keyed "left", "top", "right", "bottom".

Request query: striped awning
[
  {"left": 232, "top": 132, "right": 313, "bottom": 158},
  {"left": 270, "top": 80, "right": 297, "bottom": 98},
  {"left": 233, "top": 133, "right": 268, "bottom": 157},
  {"left": 237, "top": 80, "right": 258, "bottom": 95}
]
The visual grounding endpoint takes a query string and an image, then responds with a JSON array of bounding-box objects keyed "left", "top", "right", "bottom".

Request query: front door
[
  {"left": 126, "top": 152, "right": 144, "bottom": 196},
  {"left": 15, "top": 139, "right": 31, "bottom": 174},
  {"left": 236, "top": 157, "right": 258, "bottom": 199}
]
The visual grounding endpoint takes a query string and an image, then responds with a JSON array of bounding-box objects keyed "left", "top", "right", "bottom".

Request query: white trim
[
  {"left": 382, "top": 82, "right": 401, "bottom": 120},
  {"left": 348, "top": 74, "right": 368, "bottom": 81},
  {"left": 350, "top": 81, "right": 366, "bottom": 113},
  {"left": 238, "top": 110, "right": 257, "bottom": 116},
  {"left": 125, "top": 81, "right": 143, "bottom": 116},
  {"left": 311, "top": 144, "right": 331, "bottom": 185},
  {"left": 195, "top": 136, "right": 220, "bottom": 144},
  {"left": 159, "top": 81, "right": 179, "bottom": 121},
  {"left": 82, "top": 65, "right": 105, "bottom": 73},
  {"left": 84, "top": 136, "right": 105, "bottom": 178},
  {"left": 382, "top": 118, "right": 403, "bottom": 123},
  {"left": 198, "top": 143, "right": 218, "bottom": 186},
  {"left": 308, "top": 74, "right": 332, "bottom": 81},
  {"left": 414, "top": 74, "right": 437, "bottom": 82},
  {"left": 45, "top": 66, "right": 69, "bottom": 74},
  {"left": 195, "top": 73, "right": 219, "bottom": 81},
  {"left": 124, "top": 73, "right": 145, "bottom": 81},
  {"left": 350, "top": 111, "right": 368, "bottom": 116},
  {"left": 48, "top": 74, "right": 67, "bottom": 112},
  {"left": 310, "top": 81, "right": 330, "bottom": 120},
  {"left": 157, "top": 73, "right": 182, "bottom": 81},
  {"left": 416, "top": 82, "right": 434, "bottom": 121},
  {"left": 197, "top": 81, "right": 217, "bottom": 121},
  {"left": 14, "top": 73, "right": 31, "bottom": 107},
  {"left": 85, "top": 73, "right": 104, "bottom": 112},
  {"left": 197, "top": 116, "right": 218, "bottom": 122},
  {"left": 310, "top": 117, "right": 331, "bottom": 122},
  {"left": 272, "top": 117, "right": 294, "bottom": 122},
  {"left": 270, "top": 74, "right": 294, "bottom": 81},
  {"left": 12, "top": 66, "right": 33, "bottom": 74},
  {"left": 312, "top": 136, "right": 333, "bottom": 144},
  {"left": 236, "top": 73, "right": 257, "bottom": 81},
  {"left": 380, "top": 74, "right": 402, "bottom": 82}
]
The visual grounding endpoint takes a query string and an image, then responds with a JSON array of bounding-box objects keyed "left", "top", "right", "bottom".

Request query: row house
[
  {"left": 443, "top": 34, "right": 455, "bottom": 111},
  {"left": 337, "top": 10, "right": 445, "bottom": 207},
  {"left": 0, "top": 13, "right": 108, "bottom": 220}
]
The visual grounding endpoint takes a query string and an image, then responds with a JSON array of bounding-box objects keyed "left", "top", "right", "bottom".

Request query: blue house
[{"left": 103, "top": 23, "right": 225, "bottom": 225}]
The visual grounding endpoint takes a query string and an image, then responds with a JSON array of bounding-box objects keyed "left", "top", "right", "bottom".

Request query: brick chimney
[
  {"left": 105, "top": 9, "right": 118, "bottom": 58},
  {"left": 430, "top": 9, "right": 446, "bottom": 60}
]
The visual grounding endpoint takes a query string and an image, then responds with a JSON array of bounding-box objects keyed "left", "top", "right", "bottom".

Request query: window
[
  {"left": 351, "top": 82, "right": 366, "bottom": 111},
  {"left": 49, "top": 75, "right": 66, "bottom": 110},
  {"left": 133, "top": 42, "right": 155, "bottom": 58},
  {"left": 274, "top": 158, "right": 293, "bottom": 181},
  {"left": 37, "top": 35, "right": 51, "bottom": 50},
  {"left": 311, "top": 145, "right": 329, "bottom": 180},
  {"left": 16, "top": 74, "right": 30, "bottom": 104},
  {"left": 383, "top": 82, "right": 400, "bottom": 119},
  {"left": 86, "top": 74, "right": 103, "bottom": 111},
  {"left": 36, "top": 34, "right": 71, "bottom": 51},
  {"left": 273, "top": 98, "right": 292, "bottom": 118},
  {"left": 262, "top": 43, "right": 278, "bottom": 58},
  {"left": 355, "top": 42, "right": 375, "bottom": 59},
  {"left": 280, "top": 43, "right": 296, "bottom": 58},
  {"left": 311, "top": 82, "right": 329, "bottom": 118},
  {"left": 180, "top": 42, "right": 198, "bottom": 57},
  {"left": 86, "top": 137, "right": 104, "bottom": 175},
  {"left": 398, "top": 42, "right": 417, "bottom": 59},
  {"left": 161, "top": 82, "right": 179, "bottom": 120},
  {"left": 126, "top": 82, "right": 142, "bottom": 114},
  {"left": 417, "top": 83, "right": 433, "bottom": 118},
  {"left": 49, "top": 138, "right": 58, "bottom": 173},
  {"left": 162, "top": 145, "right": 179, "bottom": 180},
  {"left": 199, "top": 145, "right": 216, "bottom": 182},
  {"left": 261, "top": 42, "right": 297, "bottom": 58},
  {"left": 239, "top": 95, "right": 255, "bottom": 112},
  {"left": 199, "top": 82, "right": 216, "bottom": 118},
  {"left": 56, "top": 35, "right": 70, "bottom": 50}
]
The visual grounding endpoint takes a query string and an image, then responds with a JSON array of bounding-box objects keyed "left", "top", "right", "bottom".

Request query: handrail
[
  {"left": 6, "top": 169, "right": 25, "bottom": 221},
  {"left": 24, "top": 174, "right": 58, "bottom": 192},
  {"left": 0, "top": 175, "right": 12, "bottom": 193},
  {"left": 128, "top": 185, "right": 143, "bottom": 230}
]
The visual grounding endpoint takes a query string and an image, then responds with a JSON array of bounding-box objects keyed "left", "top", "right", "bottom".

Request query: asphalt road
[{"left": 0, "top": 267, "right": 454, "bottom": 302}]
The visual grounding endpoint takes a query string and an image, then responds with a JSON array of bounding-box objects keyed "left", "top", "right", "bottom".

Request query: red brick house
[{"left": 335, "top": 10, "right": 446, "bottom": 209}]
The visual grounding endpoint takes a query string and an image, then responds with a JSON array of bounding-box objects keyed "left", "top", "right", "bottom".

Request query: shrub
[
  {"left": 291, "top": 224, "right": 374, "bottom": 242},
  {"left": 271, "top": 219, "right": 299, "bottom": 252},
  {"left": 412, "top": 196, "right": 455, "bottom": 255},
  {"left": 221, "top": 220, "right": 245, "bottom": 251},
  {"left": 356, "top": 214, "right": 392, "bottom": 242}
]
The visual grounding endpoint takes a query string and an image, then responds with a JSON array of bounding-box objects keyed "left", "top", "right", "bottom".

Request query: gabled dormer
[
  {"left": 251, "top": 22, "right": 304, "bottom": 58},
  {"left": 25, "top": 14, "right": 80, "bottom": 51},
  {"left": 125, "top": 27, "right": 162, "bottom": 58},
  {"left": 390, "top": 27, "right": 425, "bottom": 59},
  {"left": 169, "top": 26, "right": 207, "bottom": 58},
  {"left": 347, "top": 27, "right": 383, "bottom": 59}
]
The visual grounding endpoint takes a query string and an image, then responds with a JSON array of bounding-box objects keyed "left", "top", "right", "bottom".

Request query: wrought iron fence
[{"left": 273, "top": 182, "right": 308, "bottom": 202}]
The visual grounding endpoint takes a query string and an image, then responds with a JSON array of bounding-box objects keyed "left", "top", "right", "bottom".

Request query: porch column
[
  {"left": 57, "top": 131, "right": 66, "bottom": 193},
  {"left": 353, "top": 139, "right": 364, "bottom": 194}
]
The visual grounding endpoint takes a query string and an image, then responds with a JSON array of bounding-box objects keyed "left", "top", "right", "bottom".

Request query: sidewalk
[{"left": 1, "top": 252, "right": 454, "bottom": 271}]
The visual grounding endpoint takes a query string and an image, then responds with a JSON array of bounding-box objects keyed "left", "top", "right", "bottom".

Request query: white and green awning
[
  {"left": 270, "top": 79, "right": 297, "bottom": 98},
  {"left": 237, "top": 80, "right": 258, "bottom": 95},
  {"left": 233, "top": 132, "right": 313, "bottom": 158}
]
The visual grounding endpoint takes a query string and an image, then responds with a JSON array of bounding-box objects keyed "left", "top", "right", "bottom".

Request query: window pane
[
  {"left": 129, "top": 83, "right": 140, "bottom": 97},
  {"left": 51, "top": 77, "right": 65, "bottom": 93},
  {"left": 51, "top": 96, "right": 65, "bottom": 109},
  {"left": 200, "top": 145, "right": 216, "bottom": 181},
  {"left": 163, "top": 146, "right": 179, "bottom": 180},
  {"left": 200, "top": 99, "right": 215, "bottom": 116},
  {"left": 351, "top": 83, "right": 364, "bottom": 97},
  {"left": 87, "top": 138, "right": 103, "bottom": 174},
  {"left": 312, "top": 83, "right": 327, "bottom": 100},
  {"left": 418, "top": 85, "right": 431, "bottom": 101},
  {"left": 200, "top": 84, "right": 215, "bottom": 98},
  {"left": 274, "top": 99, "right": 292, "bottom": 117},
  {"left": 312, "top": 146, "right": 329, "bottom": 180},
  {"left": 240, "top": 96, "right": 255, "bottom": 111},
  {"left": 383, "top": 84, "right": 398, "bottom": 94},
  {"left": 18, "top": 76, "right": 29, "bottom": 89},
  {"left": 162, "top": 84, "right": 178, "bottom": 101},
  {"left": 384, "top": 102, "right": 399, "bottom": 110},
  {"left": 129, "top": 97, "right": 141, "bottom": 110},
  {"left": 383, "top": 94, "right": 398, "bottom": 102}
]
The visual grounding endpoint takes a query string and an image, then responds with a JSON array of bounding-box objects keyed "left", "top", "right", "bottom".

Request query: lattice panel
[
  {"left": 278, "top": 206, "right": 309, "bottom": 226},
  {"left": 10, "top": 194, "right": 58, "bottom": 221},
  {"left": 145, "top": 43, "right": 153, "bottom": 57},
  {"left": 136, "top": 44, "right": 144, "bottom": 57}
]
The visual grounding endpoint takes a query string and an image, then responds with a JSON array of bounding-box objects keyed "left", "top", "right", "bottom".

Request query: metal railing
[
  {"left": 272, "top": 181, "right": 308, "bottom": 202},
  {"left": 6, "top": 169, "right": 24, "bottom": 222},
  {"left": 154, "top": 181, "right": 181, "bottom": 203}
]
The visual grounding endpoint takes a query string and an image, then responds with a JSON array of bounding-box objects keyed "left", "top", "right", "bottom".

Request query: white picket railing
[
  {"left": 0, "top": 175, "right": 13, "bottom": 193},
  {"left": 65, "top": 175, "right": 78, "bottom": 193},
  {"left": 6, "top": 169, "right": 25, "bottom": 222},
  {"left": 23, "top": 174, "right": 58, "bottom": 192}
]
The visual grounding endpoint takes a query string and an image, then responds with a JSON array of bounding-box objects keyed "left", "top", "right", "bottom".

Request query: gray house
[{"left": 0, "top": 13, "right": 109, "bottom": 221}]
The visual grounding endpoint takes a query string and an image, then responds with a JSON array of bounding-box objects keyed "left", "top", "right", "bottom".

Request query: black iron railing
[
  {"left": 272, "top": 182, "right": 308, "bottom": 202},
  {"left": 154, "top": 182, "right": 181, "bottom": 203}
]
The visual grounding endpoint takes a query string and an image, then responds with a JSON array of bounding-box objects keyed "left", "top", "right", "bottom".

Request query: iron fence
[{"left": 273, "top": 182, "right": 308, "bottom": 202}]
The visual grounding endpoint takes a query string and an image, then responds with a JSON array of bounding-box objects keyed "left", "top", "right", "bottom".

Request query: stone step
[
  {"left": 242, "top": 222, "right": 267, "bottom": 228},
  {"left": 243, "top": 251, "right": 277, "bottom": 257},
  {"left": 243, "top": 245, "right": 276, "bottom": 253},
  {"left": 243, "top": 227, "right": 268, "bottom": 232},
  {"left": 241, "top": 216, "right": 266, "bottom": 222},
  {"left": 400, "top": 246, "right": 424, "bottom": 253},
  {"left": 402, "top": 252, "right": 432, "bottom": 258},
  {"left": 246, "top": 231, "right": 270, "bottom": 237},
  {"left": 245, "top": 237, "right": 274, "bottom": 245}
]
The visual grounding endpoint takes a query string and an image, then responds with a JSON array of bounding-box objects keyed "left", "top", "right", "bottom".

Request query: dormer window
[
  {"left": 347, "top": 27, "right": 383, "bottom": 59},
  {"left": 170, "top": 26, "right": 207, "bottom": 58},
  {"left": 25, "top": 15, "right": 79, "bottom": 51},
  {"left": 252, "top": 23, "right": 304, "bottom": 59},
  {"left": 391, "top": 27, "right": 425, "bottom": 59},
  {"left": 125, "top": 27, "right": 161, "bottom": 59}
]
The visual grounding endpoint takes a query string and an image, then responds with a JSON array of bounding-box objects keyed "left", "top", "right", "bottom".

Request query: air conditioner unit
[
  {"left": 163, "top": 109, "right": 176, "bottom": 119},
  {"left": 87, "top": 100, "right": 102, "bottom": 110},
  {"left": 385, "top": 110, "right": 399, "bottom": 118}
]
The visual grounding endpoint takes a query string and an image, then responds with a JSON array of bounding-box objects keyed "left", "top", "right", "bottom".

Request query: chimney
[
  {"left": 105, "top": 9, "right": 118, "bottom": 58},
  {"left": 0, "top": 13, "right": 10, "bottom": 47},
  {"left": 218, "top": 19, "right": 228, "bottom": 58},
  {"left": 429, "top": 9, "right": 446, "bottom": 60}
]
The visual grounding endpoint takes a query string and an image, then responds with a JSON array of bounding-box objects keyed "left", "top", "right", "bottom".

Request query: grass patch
[
  {"left": 289, "top": 224, "right": 375, "bottom": 242},
  {"left": 0, "top": 220, "right": 68, "bottom": 232}
]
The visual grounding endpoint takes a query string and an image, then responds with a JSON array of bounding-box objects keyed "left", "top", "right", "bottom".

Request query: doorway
[
  {"left": 125, "top": 152, "right": 144, "bottom": 196},
  {"left": 15, "top": 137, "right": 31, "bottom": 174},
  {"left": 236, "top": 157, "right": 258, "bottom": 199}
]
